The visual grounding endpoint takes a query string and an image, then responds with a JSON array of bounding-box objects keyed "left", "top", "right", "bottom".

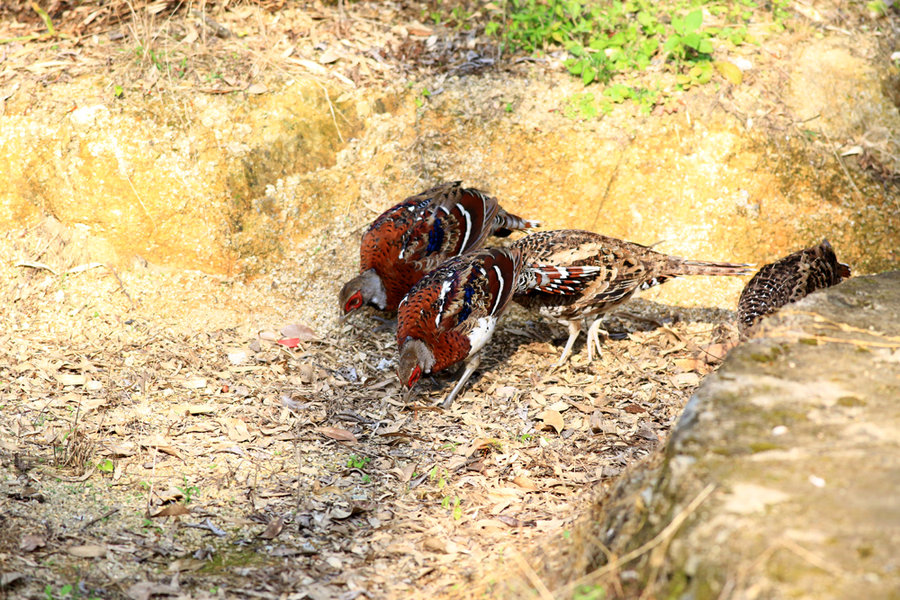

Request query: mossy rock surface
[{"left": 584, "top": 272, "right": 900, "bottom": 599}]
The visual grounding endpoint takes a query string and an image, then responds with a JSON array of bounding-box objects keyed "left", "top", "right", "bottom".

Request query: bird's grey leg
[
  {"left": 441, "top": 354, "right": 481, "bottom": 408},
  {"left": 371, "top": 315, "right": 397, "bottom": 333},
  {"left": 554, "top": 320, "right": 583, "bottom": 367},
  {"left": 586, "top": 318, "right": 609, "bottom": 363}
]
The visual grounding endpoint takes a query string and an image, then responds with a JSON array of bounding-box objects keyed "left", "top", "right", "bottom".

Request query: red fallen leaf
[
  {"left": 316, "top": 426, "right": 358, "bottom": 443},
  {"left": 276, "top": 338, "right": 300, "bottom": 348}
]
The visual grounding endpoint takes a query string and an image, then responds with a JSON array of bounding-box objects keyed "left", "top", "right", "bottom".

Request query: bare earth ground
[
  {"left": 7, "top": 228, "right": 721, "bottom": 600},
  {"left": 1, "top": 214, "right": 734, "bottom": 600},
  {"left": 1, "top": 1, "right": 897, "bottom": 599}
]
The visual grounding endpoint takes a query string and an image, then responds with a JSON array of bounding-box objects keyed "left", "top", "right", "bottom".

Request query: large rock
[{"left": 569, "top": 271, "right": 900, "bottom": 598}]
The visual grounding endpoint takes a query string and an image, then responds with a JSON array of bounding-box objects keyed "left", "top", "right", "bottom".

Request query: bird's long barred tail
[
  {"left": 528, "top": 265, "right": 602, "bottom": 295},
  {"left": 493, "top": 208, "right": 541, "bottom": 238},
  {"left": 667, "top": 258, "right": 754, "bottom": 278}
]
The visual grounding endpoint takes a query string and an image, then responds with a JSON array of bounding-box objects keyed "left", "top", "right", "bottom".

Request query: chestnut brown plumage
[
  {"left": 397, "top": 247, "right": 600, "bottom": 407},
  {"left": 339, "top": 182, "right": 538, "bottom": 318}
]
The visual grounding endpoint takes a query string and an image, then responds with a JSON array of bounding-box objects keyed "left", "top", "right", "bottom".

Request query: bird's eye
[
  {"left": 407, "top": 365, "right": 422, "bottom": 388},
  {"left": 344, "top": 291, "right": 364, "bottom": 313}
]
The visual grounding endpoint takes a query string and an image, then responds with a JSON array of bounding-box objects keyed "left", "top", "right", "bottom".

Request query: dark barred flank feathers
[
  {"left": 738, "top": 239, "right": 851, "bottom": 333},
  {"left": 512, "top": 229, "right": 752, "bottom": 365},
  {"left": 339, "top": 182, "right": 539, "bottom": 318},
  {"left": 396, "top": 247, "right": 599, "bottom": 408}
]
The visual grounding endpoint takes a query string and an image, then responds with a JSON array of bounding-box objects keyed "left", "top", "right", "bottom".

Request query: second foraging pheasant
[
  {"left": 397, "top": 246, "right": 600, "bottom": 408},
  {"left": 339, "top": 182, "right": 538, "bottom": 317},
  {"left": 737, "top": 239, "right": 851, "bottom": 333},
  {"left": 514, "top": 230, "right": 752, "bottom": 365}
]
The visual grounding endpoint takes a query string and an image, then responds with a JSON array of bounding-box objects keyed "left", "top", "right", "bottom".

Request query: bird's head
[
  {"left": 339, "top": 269, "right": 386, "bottom": 318},
  {"left": 397, "top": 338, "right": 435, "bottom": 393}
]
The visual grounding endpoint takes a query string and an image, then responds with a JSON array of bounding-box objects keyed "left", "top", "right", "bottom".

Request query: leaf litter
[{"left": 0, "top": 216, "right": 738, "bottom": 599}]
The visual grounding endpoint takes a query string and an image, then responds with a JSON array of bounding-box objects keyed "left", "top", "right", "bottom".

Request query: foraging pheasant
[
  {"left": 513, "top": 230, "right": 753, "bottom": 365},
  {"left": 339, "top": 182, "right": 538, "bottom": 317},
  {"left": 738, "top": 239, "right": 851, "bottom": 333},
  {"left": 397, "top": 246, "right": 600, "bottom": 408}
]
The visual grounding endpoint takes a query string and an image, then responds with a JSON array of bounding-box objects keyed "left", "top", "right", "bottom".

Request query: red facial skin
[{"left": 343, "top": 291, "right": 364, "bottom": 314}]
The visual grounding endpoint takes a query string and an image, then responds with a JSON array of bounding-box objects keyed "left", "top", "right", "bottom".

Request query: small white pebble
[
  {"left": 733, "top": 57, "right": 753, "bottom": 71},
  {"left": 227, "top": 350, "right": 248, "bottom": 365},
  {"left": 376, "top": 357, "right": 394, "bottom": 371},
  {"left": 772, "top": 425, "right": 789, "bottom": 436},
  {"left": 809, "top": 475, "right": 826, "bottom": 488}
]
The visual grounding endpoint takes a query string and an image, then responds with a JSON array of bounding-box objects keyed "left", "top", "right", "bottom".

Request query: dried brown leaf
[
  {"left": 151, "top": 504, "right": 191, "bottom": 518},
  {"left": 66, "top": 544, "right": 107, "bottom": 558},
  {"left": 538, "top": 409, "right": 564, "bottom": 434},
  {"left": 19, "top": 534, "right": 46, "bottom": 552},
  {"left": 280, "top": 323, "right": 319, "bottom": 341},
  {"left": 258, "top": 516, "right": 284, "bottom": 540},
  {"left": 316, "top": 426, "right": 357, "bottom": 443},
  {"left": 127, "top": 581, "right": 179, "bottom": 600}
]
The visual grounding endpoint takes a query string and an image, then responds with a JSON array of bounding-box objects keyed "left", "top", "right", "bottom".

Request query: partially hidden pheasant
[
  {"left": 513, "top": 230, "right": 753, "bottom": 365},
  {"left": 737, "top": 239, "right": 851, "bottom": 333},
  {"left": 397, "top": 246, "right": 600, "bottom": 408},
  {"left": 339, "top": 182, "right": 539, "bottom": 317}
]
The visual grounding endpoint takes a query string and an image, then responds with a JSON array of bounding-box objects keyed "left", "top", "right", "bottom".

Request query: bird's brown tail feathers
[{"left": 666, "top": 258, "right": 753, "bottom": 278}]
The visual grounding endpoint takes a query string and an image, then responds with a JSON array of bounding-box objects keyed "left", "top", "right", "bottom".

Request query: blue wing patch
[
  {"left": 426, "top": 217, "right": 445, "bottom": 254},
  {"left": 457, "top": 285, "right": 474, "bottom": 324}
]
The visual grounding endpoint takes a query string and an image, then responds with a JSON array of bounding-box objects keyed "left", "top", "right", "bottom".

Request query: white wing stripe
[
  {"left": 435, "top": 279, "right": 452, "bottom": 327},
  {"left": 490, "top": 265, "right": 505, "bottom": 316},
  {"left": 457, "top": 203, "right": 472, "bottom": 253}
]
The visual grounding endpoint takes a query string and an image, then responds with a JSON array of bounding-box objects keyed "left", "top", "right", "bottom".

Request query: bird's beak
[{"left": 402, "top": 385, "right": 415, "bottom": 404}]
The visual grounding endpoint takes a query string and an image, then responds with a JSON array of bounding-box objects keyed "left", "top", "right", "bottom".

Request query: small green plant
[
  {"left": 361, "top": 474, "right": 372, "bottom": 484},
  {"left": 441, "top": 495, "right": 463, "bottom": 520},
  {"left": 663, "top": 9, "right": 713, "bottom": 63},
  {"left": 141, "top": 516, "right": 163, "bottom": 534},
  {"left": 573, "top": 584, "right": 606, "bottom": 600},
  {"left": 43, "top": 583, "right": 100, "bottom": 600},
  {"left": 97, "top": 459, "right": 114, "bottom": 473},
  {"left": 347, "top": 455, "right": 371, "bottom": 469},
  {"left": 429, "top": 465, "right": 448, "bottom": 489},
  {"left": 113, "top": 85, "right": 123, "bottom": 98},
  {"left": 562, "top": 92, "right": 598, "bottom": 120},
  {"left": 176, "top": 476, "right": 200, "bottom": 504}
]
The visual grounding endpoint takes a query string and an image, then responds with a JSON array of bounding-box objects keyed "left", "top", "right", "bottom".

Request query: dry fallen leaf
[
  {"left": 316, "top": 426, "right": 358, "bottom": 443},
  {"left": 167, "top": 558, "right": 205, "bottom": 572},
  {"left": 127, "top": 580, "right": 180, "bottom": 600},
  {"left": 151, "top": 504, "right": 191, "bottom": 518},
  {"left": 280, "top": 323, "right": 319, "bottom": 341},
  {"left": 66, "top": 544, "right": 107, "bottom": 558},
  {"left": 539, "top": 409, "right": 565, "bottom": 434},
  {"left": 714, "top": 60, "right": 743, "bottom": 85},
  {"left": 19, "top": 534, "right": 46, "bottom": 552},
  {"left": 421, "top": 536, "right": 447, "bottom": 553},
  {"left": 512, "top": 475, "right": 538, "bottom": 491},
  {"left": 259, "top": 516, "right": 284, "bottom": 540}
]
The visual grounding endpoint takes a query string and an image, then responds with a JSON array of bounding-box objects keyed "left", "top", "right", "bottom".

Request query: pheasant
[
  {"left": 397, "top": 246, "right": 600, "bottom": 408},
  {"left": 738, "top": 239, "right": 851, "bottom": 333},
  {"left": 513, "top": 230, "right": 753, "bottom": 365},
  {"left": 339, "top": 182, "right": 539, "bottom": 317}
]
